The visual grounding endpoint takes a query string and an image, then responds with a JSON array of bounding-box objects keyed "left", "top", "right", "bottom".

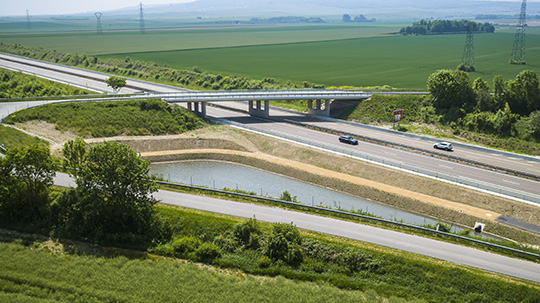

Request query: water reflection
[{"left": 150, "top": 160, "right": 444, "bottom": 227}]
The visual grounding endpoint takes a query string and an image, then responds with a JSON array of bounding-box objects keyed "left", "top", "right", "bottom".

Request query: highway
[
  {"left": 1, "top": 52, "right": 540, "bottom": 207},
  {"left": 52, "top": 172, "right": 540, "bottom": 283}
]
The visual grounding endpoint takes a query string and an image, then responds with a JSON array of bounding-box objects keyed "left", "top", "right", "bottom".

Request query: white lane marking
[{"left": 503, "top": 179, "right": 520, "bottom": 185}]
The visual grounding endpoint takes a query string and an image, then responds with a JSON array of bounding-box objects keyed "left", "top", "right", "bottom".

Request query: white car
[{"left": 433, "top": 142, "right": 453, "bottom": 151}]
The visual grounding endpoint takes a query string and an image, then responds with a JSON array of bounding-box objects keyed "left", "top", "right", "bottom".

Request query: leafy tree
[
  {"left": 105, "top": 76, "right": 127, "bottom": 93},
  {"left": 516, "top": 70, "right": 540, "bottom": 115},
  {"left": 55, "top": 140, "right": 160, "bottom": 244},
  {"left": 342, "top": 14, "right": 351, "bottom": 22},
  {"left": 473, "top": 78, "right": 494, "bottom": 112},
  {"left": 528, "top": 111, "right": 540, "bottom": 140},
  {"left": 493, "top": 75, "right": 506, "bottom": 110},
  {"left": 427, "top": 70, "right": 475, "bottom": 110},
  {"left": 0, "top": 144, "right": 54, "bottom": 223}
]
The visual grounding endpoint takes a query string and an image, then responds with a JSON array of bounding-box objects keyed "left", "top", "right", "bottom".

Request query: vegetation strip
[{"left": 155, "top": 178, "right": 540, "bottom": 260}]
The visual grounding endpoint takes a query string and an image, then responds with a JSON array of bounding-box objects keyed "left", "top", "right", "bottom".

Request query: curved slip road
[{"left": 51, "top": 172, "right": 540, "bottom": 283}]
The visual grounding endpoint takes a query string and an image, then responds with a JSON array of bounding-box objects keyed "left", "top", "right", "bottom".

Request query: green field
[
  {"left": 107, "top": 32, "right": 540, "bottom": 89},
  {"left": 1, "top": 23, "right": 539, "bottom": 89}
]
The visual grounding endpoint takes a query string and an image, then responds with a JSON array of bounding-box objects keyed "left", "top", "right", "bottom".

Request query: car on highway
[
  {"left": 339, "top": 135, "right": 358, "bottom": 145},
  {"left": 433, "top": 142, "right": 453, "bottom": 151}
]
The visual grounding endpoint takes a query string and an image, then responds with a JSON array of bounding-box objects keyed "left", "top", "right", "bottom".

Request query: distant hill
[{"left": 33, "top": 0, "right": 540, "bottom": 21}]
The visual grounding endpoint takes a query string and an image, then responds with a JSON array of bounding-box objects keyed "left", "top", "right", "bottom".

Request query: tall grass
[
  {"left": 0, "top": 125, "right": 48, "bottom": 150},
  {"left": 0, "top": 241, "right": 385, "bottom": 303}
]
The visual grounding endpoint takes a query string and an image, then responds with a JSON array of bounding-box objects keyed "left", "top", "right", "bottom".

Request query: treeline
[
  {"left": 428, "top": 69, "right": 540, "bottom": 143},
  {"left": 476, "top": 14, "right": 540, "bottom": 20},
  {"left": 0, "top": 43, "right": 325, "bottom": 91},
  {"left": 250, "top": 16, "right": 324, "bottom": 23},
  {"left": 0, "top": 68, "right": 90, "bottom": 98},
  {"left": 342, "top": 14, "right": 376, "bottom": 23},
  {"left": 399, "top": 20, "right": 495, "bottom": 36}
]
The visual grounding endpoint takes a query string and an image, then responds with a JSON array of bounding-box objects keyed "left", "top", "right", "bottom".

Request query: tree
[
  {"left": 342, "top": 14, "right": 351, "bottom": 22},
  {"left": 493, "top": 75, "right": 506, "bottom": 111},
  {"left": 0, "top": 144, "right": 54, "bottom": 223},
  {"left": 528, "top": 111, "right": 540, "bottom": 140},
  {"left": 105, "top": 76, "right": 126, "bottom": 93},
  {"left": 473, "top": 78, "right": 494, "bottom": 112},
  {"left": 427, "top": 70, "right": 475, "bottom": 110},
  {"left": 516, "top": 70, "right": 540, "bottom": 115},
  {"left": 56, "top": 140, "right": 159, "bottom": 244}
]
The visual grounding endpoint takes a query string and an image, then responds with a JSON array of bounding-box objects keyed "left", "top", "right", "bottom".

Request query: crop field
[
  {"left": 109, "top": 32, "right": 540, "bottom": 88},
  {"left": 1, "top": 23, "right": 539, "bottom": 88}
]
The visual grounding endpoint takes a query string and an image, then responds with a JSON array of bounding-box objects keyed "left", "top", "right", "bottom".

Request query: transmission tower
[
  {"left": 95, "top": 12, "right": 103, "bottom": 34},
  {"left": 460, "top": 25, "right": 475, "bottom": 72},
  {"left": 26, "top": 9, "right": 31, "bottom": 30},
  {"left": 510, "top": 0, "right": 527, "bottom": 64},
  {"left": 139, "top": 2, "right": 146, "bottom": 33}
]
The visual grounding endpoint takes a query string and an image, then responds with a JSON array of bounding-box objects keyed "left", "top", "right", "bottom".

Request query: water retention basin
[{"left": 149, "top": 160, "right": 453, "bottom": 228}]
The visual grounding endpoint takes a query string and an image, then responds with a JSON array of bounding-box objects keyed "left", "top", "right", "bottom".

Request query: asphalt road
[
  {"left": 52, "top": 172, "right": 540, "bottom": 284},
  {"left": 2, "top": 52, "right": 540, "bottom": 206}
]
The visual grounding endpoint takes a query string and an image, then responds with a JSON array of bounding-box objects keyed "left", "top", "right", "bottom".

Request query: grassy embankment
[
  {"left": 340, "top": 94, "right": 540, "bottom": 155},
  {"left": 2, "top": 205, "right": 540, "bottom": 303}
]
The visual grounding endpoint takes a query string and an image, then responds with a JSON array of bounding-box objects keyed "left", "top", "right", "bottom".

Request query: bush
[
  {"left": 172, "top": 236, "right": 201, "bottom": 257},
  {"left": 263, "top": 223, "right": 304, "bottom": 266},
  {"left": 232, "top": 218, "right": 262, "bottom": 249},
  {"left": 195, "top": 242, "right": 222, "bottom": 262}
]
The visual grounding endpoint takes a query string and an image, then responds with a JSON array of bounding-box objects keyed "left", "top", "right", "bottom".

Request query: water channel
[{"left": 150, "top": 160, "right": 460, "bottom": 228}]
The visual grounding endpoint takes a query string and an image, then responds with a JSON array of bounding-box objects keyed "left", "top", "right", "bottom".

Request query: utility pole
[
  {"left": 460, "top": 24, "right": 475, "bottom": 72},
  {"left": 510, "top": 0, "right": 527, "bottom": 64},
  {"left": 95, "top": 12, "right": 103, "bottom": 35},
  {"left": 26, "top": 9, "right": 31, "bottom": 30},
  {"left": 139, "top": 2, "right": 146, "bottom": 34}
]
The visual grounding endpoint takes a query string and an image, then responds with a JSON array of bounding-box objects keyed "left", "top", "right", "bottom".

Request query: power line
[{"left": 510, "top": 0, "right": 527, "bottom": 64}]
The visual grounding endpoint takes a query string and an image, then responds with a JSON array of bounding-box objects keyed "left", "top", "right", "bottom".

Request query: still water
[{"left": 150, "top": 160, "right": 446, "bottom": 227}]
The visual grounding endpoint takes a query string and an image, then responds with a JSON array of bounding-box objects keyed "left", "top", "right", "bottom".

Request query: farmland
[{"left": 1, "top": 23, "right": 539, "bottom": 88}]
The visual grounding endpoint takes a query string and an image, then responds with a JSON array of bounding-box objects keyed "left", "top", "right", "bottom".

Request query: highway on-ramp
[{"left": 52, "top": 172, "right": 540, "bottom": 283}]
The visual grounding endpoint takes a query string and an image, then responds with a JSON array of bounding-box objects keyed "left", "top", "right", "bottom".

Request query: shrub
[
  {"left": 195, "top": 242, "right": 222, "bottom": 262},
  {"left": 172, "top": 236, "right": 201, "bottom": 257},
  {"left": 232, "top": 218, "right": 262, "bottom": 249},
  {"left": 263, "top": 223, "right": 304, "bottom": 266}
]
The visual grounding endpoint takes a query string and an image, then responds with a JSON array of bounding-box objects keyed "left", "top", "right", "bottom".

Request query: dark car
[
  {"left": 433, "top": 142, "right": 453, "bottom": 151},
  {"left": 339, "top": 135, "right": 358, "bottom": 145}
]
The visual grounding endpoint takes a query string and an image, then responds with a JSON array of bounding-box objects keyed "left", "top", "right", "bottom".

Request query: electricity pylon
[
  {"left": 510, "top": 0, "right": 526, "bottom": 64},
  {"left": 26, "top": 9, "right": 31, "bottom": 30},
  {"left": 460, "top": 25, "right": 475, "bottom": 72},
  {"left": 95, "top": 12, "right": 103, "bottom": 35},
  {"left": 139, "top": 2, "right": 146, "bottom": 34}
]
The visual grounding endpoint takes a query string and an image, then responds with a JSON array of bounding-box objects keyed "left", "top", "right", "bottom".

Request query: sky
[
  {"left": 0, "top": 0, "right": 196, "bottom": 16},
  {"left": 0, "top": 0, "right": 536, "bottom": 17}
]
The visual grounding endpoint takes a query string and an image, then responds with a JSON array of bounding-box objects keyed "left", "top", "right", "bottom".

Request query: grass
[
  {"left": 0, "top": 241, "right": 381, "bottom": 303},
  {"left": 0, "top": 125, "right": 48, "bottom": 150},
  {"left": 2, "top": 205, "right": 540, "bottom": 303},
  {"left": 3, "top": 100, "right": 206, "bottom": 138},
  {"left": 3, "top": 24, "right": 540, "bottom": 89},
  {"left": 105, "top": 32, "right": 540, "bottom": 89}
]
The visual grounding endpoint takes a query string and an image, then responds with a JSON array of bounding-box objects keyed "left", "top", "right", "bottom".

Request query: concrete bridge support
[
  {"left": 248, "top": 100, "right": 269, "bottom": 118},
  {"left": 307, "top": 99, "right": 331, "bottom": 117},
  {"left": 187, "top": 101, "right": 206, "bottom": 117}
]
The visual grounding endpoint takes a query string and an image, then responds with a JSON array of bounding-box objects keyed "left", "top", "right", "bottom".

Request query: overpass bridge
[{"left": 159, "top": 89, "right": 372, "bottom": 118}]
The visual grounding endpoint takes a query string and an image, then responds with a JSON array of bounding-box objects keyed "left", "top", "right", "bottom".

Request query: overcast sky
[{"left": 0, "top": 0, "right": 534, "bottom": 17}]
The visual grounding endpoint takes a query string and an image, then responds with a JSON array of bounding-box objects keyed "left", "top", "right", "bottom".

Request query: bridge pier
[
  {"left": 187, "top": 101, "right": 206, "bottom": 117},
  {"left": 248, "top": 100, "right": 269, "bottom": 118},
  {"left": 307, "top": 99, "right": 330, "bottom": 117}
]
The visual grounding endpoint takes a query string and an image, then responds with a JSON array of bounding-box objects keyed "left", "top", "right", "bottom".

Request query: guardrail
[{"left": 156, "top": 179, "right": 540, "bottom": 260}]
